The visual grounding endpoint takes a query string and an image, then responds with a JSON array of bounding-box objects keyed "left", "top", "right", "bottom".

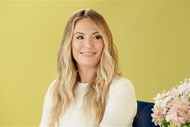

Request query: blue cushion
[{"left": 132, "top": 101, "right": 158, "bottom": 127}]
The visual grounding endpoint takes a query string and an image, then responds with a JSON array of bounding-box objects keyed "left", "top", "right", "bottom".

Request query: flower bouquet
[{"left": 151, "top": 78, "right": 190, "bottom": 127}]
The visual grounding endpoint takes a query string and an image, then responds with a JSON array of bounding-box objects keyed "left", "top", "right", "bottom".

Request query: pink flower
[
  {"left": 168, "top": 87, "right": 178, "bottom": 97},
  {"left": 178, "top": 80, "right": 190, "bottom": 94},
  {"left": 151, "top": 78, "right": 190, "bottom": 127}
]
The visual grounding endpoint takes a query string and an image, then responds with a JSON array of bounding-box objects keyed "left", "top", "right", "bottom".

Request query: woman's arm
[
  {"left": 39, "top": 81, "right": 55, "bottom": 127},
  {"left": 100, "top": 77, "right": 137, "bottom": 127}
]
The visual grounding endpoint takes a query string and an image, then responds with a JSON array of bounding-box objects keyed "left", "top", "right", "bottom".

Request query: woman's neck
[{"left": 77, "top": 67, "right": 96, "bottom": 83}]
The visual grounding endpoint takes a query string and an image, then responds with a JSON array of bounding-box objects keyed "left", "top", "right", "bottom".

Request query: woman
[{"left": 40, "top": 8, "right": 137, "bottom": 127}]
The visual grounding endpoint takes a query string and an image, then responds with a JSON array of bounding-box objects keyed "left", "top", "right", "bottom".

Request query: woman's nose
[{"left": 84, "top": 38, "right": 94, "bottom": 48}]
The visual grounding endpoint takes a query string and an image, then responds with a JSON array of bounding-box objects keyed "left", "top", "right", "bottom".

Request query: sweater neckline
[{"left": 78, "top": 82, "right": 89, "bottom": 85}]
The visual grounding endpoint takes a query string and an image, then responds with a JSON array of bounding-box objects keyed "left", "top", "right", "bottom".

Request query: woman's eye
[
  {"left": 94, "top": 35, "right": 102, "bottom": 40},
  {"left": 76, "top": 36, "right": 84, "bottom": 40}
]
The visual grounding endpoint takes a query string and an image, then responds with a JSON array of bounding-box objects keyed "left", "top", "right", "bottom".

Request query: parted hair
[{"left": 49, "top": 8, "right": 120, "bottom": 127}]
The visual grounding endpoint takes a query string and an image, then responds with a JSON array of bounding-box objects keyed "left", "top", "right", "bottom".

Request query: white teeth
[{"left": 81, "top": 52, "right": 96, "bottom": 54}]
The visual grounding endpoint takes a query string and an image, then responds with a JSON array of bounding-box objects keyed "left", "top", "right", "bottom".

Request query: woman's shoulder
[
  {"left": 111, "top": 76, "right": 133, "bottom": 86},
  {"left": 45, "top": 80, "right": 57, "bottom": 95},
  {"left": 110, "top": 76, "right": 135, "bottom": 93}
]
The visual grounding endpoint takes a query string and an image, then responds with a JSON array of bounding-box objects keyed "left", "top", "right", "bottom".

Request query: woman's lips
[{"left": 80, "top": 52, "right": 97, "bottom": 57}]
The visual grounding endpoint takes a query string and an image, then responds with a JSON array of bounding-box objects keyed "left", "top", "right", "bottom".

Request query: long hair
[{"left": 49, "top": 8, "right": 120, "bottom": 126}]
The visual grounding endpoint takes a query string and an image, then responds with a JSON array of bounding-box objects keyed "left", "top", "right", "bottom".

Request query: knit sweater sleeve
[
  {"left": 99, "top": 77, "right": 137, "bottom": 127},
  {"left": 39, "top": 80, "right": 55, "bottom": 127}
]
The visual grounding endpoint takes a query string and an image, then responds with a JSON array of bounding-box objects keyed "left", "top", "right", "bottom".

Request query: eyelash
[
  {"left": 94, "top": 35, "right": 102, "bottom": 40},
  {"left": 76, "top": 36, "right": 84, "bottom": 40},
  {"left": 76, "top": 35, "right": 102, "bottom": 40}
]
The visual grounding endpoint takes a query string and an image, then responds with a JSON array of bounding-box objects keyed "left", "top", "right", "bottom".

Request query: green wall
[{"left": 1, "top": 1, "right": 190, "bottom": 126}]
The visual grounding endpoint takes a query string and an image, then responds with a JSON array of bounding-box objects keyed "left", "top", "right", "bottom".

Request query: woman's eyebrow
[
  {"left": 74, "top": 31, "right": 99, "bottom": 35},
  {"left": 92, "top": 31, "right": 99, "bottom": 35},
  {"left": 74, "top": 32, "right": 85, "bottom": 35}
]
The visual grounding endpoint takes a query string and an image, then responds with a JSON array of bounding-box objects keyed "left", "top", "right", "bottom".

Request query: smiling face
[{"left": 72, "top": 18, "right": 104, "bottom": 70}]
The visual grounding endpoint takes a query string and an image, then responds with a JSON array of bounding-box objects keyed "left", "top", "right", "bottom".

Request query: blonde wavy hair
[{"left": 49, "top": 8, "right": 120, "bottom": 126}]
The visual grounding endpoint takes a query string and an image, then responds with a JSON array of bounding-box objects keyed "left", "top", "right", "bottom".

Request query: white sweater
[{"left": 40, "top": 77, "right": 137, "bottom": 127}]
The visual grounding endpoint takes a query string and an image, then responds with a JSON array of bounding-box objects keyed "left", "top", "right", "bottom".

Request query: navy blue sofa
[{"left": 132, "top": 101, "right": 159, "bottom": 127}]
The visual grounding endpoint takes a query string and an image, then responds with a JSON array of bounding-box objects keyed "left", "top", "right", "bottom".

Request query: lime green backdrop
[{"left": 0, "top": 1, "right": 190, "bottom": 126}]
